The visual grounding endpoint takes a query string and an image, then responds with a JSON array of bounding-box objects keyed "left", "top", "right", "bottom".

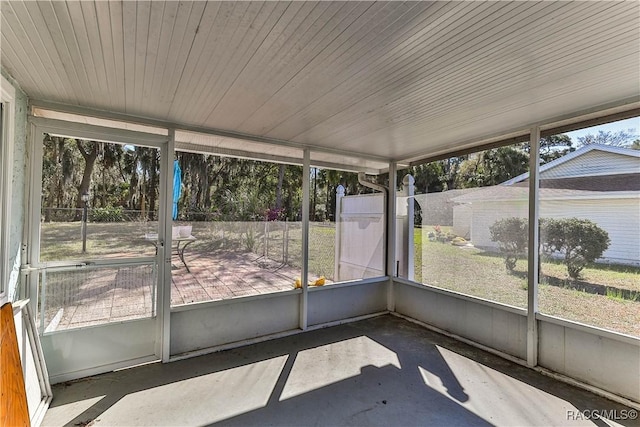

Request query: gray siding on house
[{"left": 541, "top": 150, "right": 639, "bottom": 180}]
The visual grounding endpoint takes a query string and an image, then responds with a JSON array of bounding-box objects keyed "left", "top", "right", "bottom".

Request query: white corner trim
[{"left": 1, "top": 73, "right": 17, "bottom": 302}]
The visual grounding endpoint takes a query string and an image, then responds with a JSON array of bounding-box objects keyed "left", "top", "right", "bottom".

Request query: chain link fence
[
  {"left": 37, "top": 262, "right": 156, "bottom": 333},
  {"left": 42, "top": 207, "right": 156, "bottom": 223}
]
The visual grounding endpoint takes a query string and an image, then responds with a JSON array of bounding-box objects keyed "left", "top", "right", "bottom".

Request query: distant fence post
[
  {"left": 403, "top": 174, "right": 415, "bottom": 281},
  {"left": 334, "top": 185, "right": 345, "bottom": 281}
]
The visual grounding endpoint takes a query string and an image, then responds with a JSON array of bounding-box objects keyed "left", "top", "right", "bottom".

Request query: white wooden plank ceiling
[{"left": 2, "top": 1, "right": 639, "bottom": 165}]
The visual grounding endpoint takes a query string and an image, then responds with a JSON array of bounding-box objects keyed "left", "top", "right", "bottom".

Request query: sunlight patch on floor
[{"left": 280, "top": 336, "right": 400, "bottom": 400}]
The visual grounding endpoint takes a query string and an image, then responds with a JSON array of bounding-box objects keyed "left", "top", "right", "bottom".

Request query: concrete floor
[{"left": 42, "top": 315, "right": 638, "bottom": 427}]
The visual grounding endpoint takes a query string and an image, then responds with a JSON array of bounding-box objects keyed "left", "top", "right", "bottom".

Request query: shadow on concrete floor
[{"left": 43, "top": 315, "right": 638, "bottom": 427}]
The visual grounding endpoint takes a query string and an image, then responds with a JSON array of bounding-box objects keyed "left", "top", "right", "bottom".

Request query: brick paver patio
[{"left": 41, "top": 251, "right": 307, "bottom": 332}]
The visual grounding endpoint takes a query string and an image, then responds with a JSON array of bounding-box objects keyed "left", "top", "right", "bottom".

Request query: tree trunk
[
  {"left": 148, "top": 153, "right": 158, "bottom": 221},
  {"left": 74, "top": 140, "right": 98, "bottom": 220},
  {"left": 275, "top": 164, "right": 285, "bottom": 210}
]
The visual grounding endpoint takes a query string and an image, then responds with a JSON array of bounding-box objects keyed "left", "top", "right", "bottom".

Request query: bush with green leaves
[
  {"left": 541, "top": 218, "right": 610, "bottom": 279},
  {"left": 89, "top": 206, "right": 124, "bottom": 222},
  {"left": 490, "top": 216, "right": 610, "bottom": 279},
  {"left": 489, "top": 217, "right": 528, "bottom": 270}
]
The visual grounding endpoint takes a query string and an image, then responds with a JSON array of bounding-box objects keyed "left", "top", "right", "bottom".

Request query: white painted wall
[
  {"left": 393, "top": 279, "right": 640, "bottom": 403},
  {"left": 41, "top": 318, "right": 156, "bottom": 384},
  {"left": 307, "top": 280, "right": 388, "bottom": 326},
  {"left": 170, "top": 293, "right": 300, "bottom": 356},
  {"left": 538, "top": 315, "right": 640, "bottom": 402},
  {"left": 393, "top": 280, "right": 528, "bottom": 360}
]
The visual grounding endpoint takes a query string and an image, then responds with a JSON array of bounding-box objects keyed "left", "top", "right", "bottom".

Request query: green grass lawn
[{"left": 414, "top": 227, "right": 640, "bottom": 336}]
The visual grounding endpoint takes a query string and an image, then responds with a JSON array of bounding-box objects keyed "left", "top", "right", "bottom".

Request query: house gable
[
  {"left": 541, "top": 150, "right": 639, "bottom": 179},
  {"left": 503, "top": 144, "right": 640, "bottom": 185}
]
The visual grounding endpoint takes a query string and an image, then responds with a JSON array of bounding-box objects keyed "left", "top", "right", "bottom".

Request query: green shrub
[
  {"left": 489, "top": 217, "right": 528, "bottom": 270},
  {"left": 542, "top": 218, "right": 610, "bottom": 279},
  {"left": 89, "top": 206, "right": 124, "bottom": 222}
]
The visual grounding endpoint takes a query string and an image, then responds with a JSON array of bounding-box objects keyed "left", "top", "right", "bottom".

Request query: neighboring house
[{"left": 452, "top": 145, "right": 640, "bottom": 265}]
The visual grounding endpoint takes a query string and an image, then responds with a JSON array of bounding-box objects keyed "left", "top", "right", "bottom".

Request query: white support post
[
  {"left": 527, "top": 126, "right": 540, "bottom": 367},
  {"left": 333, "top": 184, "right": 345, "bottom": 282},
  {"left": 403, "top": 174, "right": 415, "bottom": 281},
  {"left": 300, "top": 149, "right": 310, "bottom": 330},
  {"left": 157, "top": 130, "right": 174, "bottom": 362},
  {"left": 387, "top": 162, "right": 397, "bottom": 311},
  {"left": 27, "top": 125, "right": 44, "bottom": 309}
]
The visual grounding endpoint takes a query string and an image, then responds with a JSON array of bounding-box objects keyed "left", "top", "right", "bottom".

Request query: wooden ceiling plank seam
[
  {"left": 3, "top": 1, "right": 69, "bottom": 101},
  {"left": 234, "top": 1, "right": 378, "bottom": 131},
  {"left": 146, "top": 0, "right": 179, "bottom": 117},
  {"left": 322, "top": 66, "right": 638, "bottom": 157},
  {"left": 140, "top": 1, "right": 166, "bottom": 110},
  {"left": 397, "top": 66, "right": 640, "bottom": 160},
  {"left": 193, "top": 1, "right": 367, "bottom": 126},
  {"left": 199, "top": 1, "right": 305, "bottom": 123},
  {"left": 309, "top": 11, "right": 636, "bottom": 148},
  {"left": 287, "top": 2, "right": 620, "bottom": 143},
  {"left": 204, "top": 1, "right": 321, "bottom": 126},
  {"left": 327, "top": 60, "right": 639, "bottom": 157},
  {"left": 350, "top": 24, "right": 640, "bottom": 140},
  {"left": 155, "top": 1, "right": 200, "bottom": 115},
  {"left": 133, "top": 0, "right": 152, "bottom": 114},
  {"left": 105, "top": 1, "right": 126, "bottom": 111},
  {"left": 232, "top": 1, "right": 326, "bottom": 88},
  {"left": 49, "top": 0, "right": 98, "bottom": 104},
  {"left": 292, "top": 0, "right": 608, "bottom": 141},
  {"left": 279, "top": 1, "right": 564, "bottom": 141},
  {"left": 80, "top": 1, "right": 114, "bottom": 110},
  {"left": 67, "top": 1, "right": 108, "bottom": 109},
  {"left": 168, "top": 1, "right": 241, "bottom": 121},
  {"left": 0, "top": 33, "right": 49, "bottom": 99},
  {"left": 30, "top": 1, "right": 88, "bottom": 103},
  {"left": 66, "top": 1, "right": 102, "bottom": 92},
  {"left": 167, "top": 0, "right": 228, "bottom": 119},
  {"left": 226, "top": 3, "right": 358, "bottom": 128},
  {"left": 261, "top": 1, "right": 485, "bottom": 138},
  {"left": 353, "top": 60, "right": 639, "bottom": 159},
  {"left": 0, "top": 14, "right": 56, "bottom": 100},
  {"left": 243, "top": 2, "right": 446, "bottom": 135},
  {"left": 186, "top": 1, "right": 283, "bottom": 124},
  {"left": 382, "top": 24, "right": 640, "bottom": 131},
  {"left": 230, "top": 2, "right": 342, "bottom": 108},
  {"left": 121, "top": 0, "right": 137, "bottom": 113},
  {"left": 209, "top": 4, "right": 424, "bottom": 130},
  {"left": 161, "top": 1, "right": 208, "bottom": 117}
]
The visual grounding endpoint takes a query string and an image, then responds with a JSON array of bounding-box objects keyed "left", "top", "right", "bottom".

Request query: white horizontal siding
[
  {"left": 468, "top": 197, "right": 640, "bottom": 265},
  {"left": 541, "top": 199, "right": 640, "bottom": 264},
  {"left": 469, "top": 201, "right": 528, "bottom": 250},
  {"left": 541, "top": 151, "right": 640, "bottom": 179}
]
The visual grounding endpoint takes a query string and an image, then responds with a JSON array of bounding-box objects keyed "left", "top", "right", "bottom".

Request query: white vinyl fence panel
[{"left": 335, "top": 193, "right": 385, "bottom": 281}]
